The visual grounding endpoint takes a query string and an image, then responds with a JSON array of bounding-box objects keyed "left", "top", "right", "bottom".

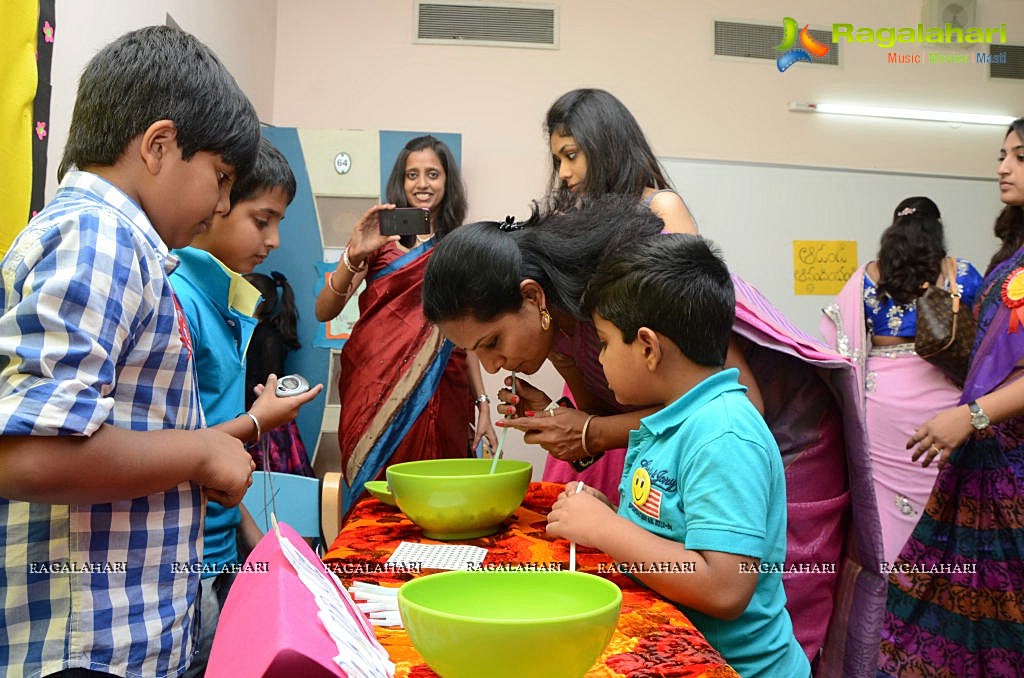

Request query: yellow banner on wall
[
  {"left": 793, "top": 240, "right": 858, "bottom": 296},
  {"left": 0, "top": 1, "right": 39, "bottom": 257}
]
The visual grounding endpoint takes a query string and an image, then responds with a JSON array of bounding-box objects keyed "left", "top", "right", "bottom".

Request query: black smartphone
[{"left": 378, "top": 208, "right": 431, "bottom": 236}]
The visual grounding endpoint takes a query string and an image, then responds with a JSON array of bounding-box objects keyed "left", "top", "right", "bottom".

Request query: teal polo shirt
[
  {"left": 617, "top": 368, "right": 809, "bottom": 678},
  {"left": 171, "top": 247, "right": 261, "bottom": 577}
]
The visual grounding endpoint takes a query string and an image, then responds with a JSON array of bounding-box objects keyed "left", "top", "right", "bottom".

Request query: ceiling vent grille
[
  {"left": 714, "top": 20, "right": 839, "bottom": 66},
  {"left": 990, "top": 44, "right": 1024, "bottom": 79},
  {"left": 416, "top": 1, "right": 557, "bottom": 49}
]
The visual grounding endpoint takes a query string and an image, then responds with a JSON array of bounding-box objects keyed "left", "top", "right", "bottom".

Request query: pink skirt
[{"left": 865, "top": 344, "right": 961, "bottom": 564}]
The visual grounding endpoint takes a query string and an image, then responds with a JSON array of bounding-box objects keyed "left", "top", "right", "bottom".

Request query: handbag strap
[
  {"left": 940, "top": 256, "right": 963, "bottom": 314},
  {"left": 942, "top": 257, "right": 961, "bottom": 296}
]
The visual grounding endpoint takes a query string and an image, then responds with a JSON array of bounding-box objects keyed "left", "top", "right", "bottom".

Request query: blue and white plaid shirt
[{"left": 0, "top": 171, "right": 206, "bottom": 677}]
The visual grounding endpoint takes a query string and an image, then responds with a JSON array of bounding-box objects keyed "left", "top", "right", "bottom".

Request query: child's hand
[
  {"left": 561, "top": 480, "right": 612, "bottom": 507},
  {"left": 347, "top": 204, "right": 401, "bottom": 261},
  {"left": 250, "top": 374, "right": 324, "bottom": 431},
  {"left": 195, "top": 428, "right": 256, "bottom": 508},
  {"left": 495, "top": 375, "right": 549, "bottom": 417},
  {"left": 546, "top": 487, "right": 612, "bottom": 548}
]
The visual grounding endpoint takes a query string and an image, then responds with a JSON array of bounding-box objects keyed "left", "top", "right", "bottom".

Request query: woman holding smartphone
[{"left": 315, "top": 135, "right": 496, "bottom": 514}]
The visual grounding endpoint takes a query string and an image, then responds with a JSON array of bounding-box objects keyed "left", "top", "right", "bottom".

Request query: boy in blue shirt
[
  {"left": 547, "top": 234, "right": 809, "bottom": 678},
  {"left": 0, "top": 26, "right": 260, "bottom": 677},
  {"left": 171, "top": 137, "right": 323, "bottom": 676}
]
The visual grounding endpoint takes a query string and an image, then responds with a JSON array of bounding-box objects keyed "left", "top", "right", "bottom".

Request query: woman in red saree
[{"left": 315, "top": 135, "right": 495, "bottom": 514}]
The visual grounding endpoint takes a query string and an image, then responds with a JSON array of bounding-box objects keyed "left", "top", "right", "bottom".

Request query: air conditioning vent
[
  {"left": 990, "top": 44, "right": 1024, "bottom": 79},
  {"left": 416, "top": 1, "right": 557, "bottom": 49},
  {"left": 714, "top": 20, "right": 839, "bottom": 66}
]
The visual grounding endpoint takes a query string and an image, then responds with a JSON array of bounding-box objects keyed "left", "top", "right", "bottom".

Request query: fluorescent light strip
[{"left": 789, "top": 101, "right": 1015, "bottom": 126}]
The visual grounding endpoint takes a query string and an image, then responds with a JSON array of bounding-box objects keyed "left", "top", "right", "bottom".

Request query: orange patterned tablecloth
[{"left": 322, "top": 482, "right": 738, "bottom": 678}]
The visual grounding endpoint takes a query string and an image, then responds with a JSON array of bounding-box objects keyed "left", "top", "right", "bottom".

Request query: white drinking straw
[
  {"left": 569, "top": 481, "right": 585, "bottom": 572},
  {"left": 489, "top": 371, "right": 516, "bottom": 474}
]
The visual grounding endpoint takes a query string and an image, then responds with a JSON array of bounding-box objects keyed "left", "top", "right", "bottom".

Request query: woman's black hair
[
  {"left": 544, "top": 88, "right": 671, "bottom": 210},
  {"left": 384, "top": 135, "right": 467, "bottom": 248},
  {"left": 876, "top": 196, "right": 946, "bottom": 304},
  {"left": 243, "top": 271, "right": 300, "bottom": 408},
  {"left": 423, "top": 194, "right": 665, "bottom": 324},
  {"left": 988, "top": 118, "right": 1024, "bottom": 275}
]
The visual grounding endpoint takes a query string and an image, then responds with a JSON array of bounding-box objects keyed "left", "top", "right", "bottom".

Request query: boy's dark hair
[
  {"left": 583, "top": 234, "right": 735, "bottom": 367},
  {"left": 242, "top": 271, "right": 301, "bottom": 409},
  {"left": 229, "top": 137, "right": 297, "bottom": 209},
  {"left": 423, "top": 194, "right": 664, "bottom": 324},
  {"left": 58, "top": 25, "right": 261, "bottom": 180},
  {"left": 385, "top": 135, "right": 467, "bottom": 248}
]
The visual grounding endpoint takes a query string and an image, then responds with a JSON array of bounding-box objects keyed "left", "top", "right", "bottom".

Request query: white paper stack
[{"left": 277, "top": 532, "right": 395, "bottom": 678}]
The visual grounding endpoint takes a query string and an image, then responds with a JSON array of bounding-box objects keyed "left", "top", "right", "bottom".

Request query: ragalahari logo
[{"left": 775, "top": 17, "right": 831, "bottom": 72}]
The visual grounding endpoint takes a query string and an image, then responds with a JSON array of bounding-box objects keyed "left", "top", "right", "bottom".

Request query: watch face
[{"left": 970, "top": 403, "right": 990, "bottom": 429}]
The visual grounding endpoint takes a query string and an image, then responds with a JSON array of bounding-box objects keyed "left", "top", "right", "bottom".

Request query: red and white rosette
[{"left": 1001, "top": 267, "right": 1024, "bottom": 333}]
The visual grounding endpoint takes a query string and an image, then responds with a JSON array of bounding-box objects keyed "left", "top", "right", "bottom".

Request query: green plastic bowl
[
  {"left": 399, "top": 570, "right": 622, "bottom": 678},
  {"left": 386, "top": 458, "right": 532, "bottom": 540},
  {"left": 363, "top": 480, "right": 397, "bottom": 506}
]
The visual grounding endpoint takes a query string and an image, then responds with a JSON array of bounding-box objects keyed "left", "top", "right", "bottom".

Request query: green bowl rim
[
  {"left": 397, "top": 570, "right": 622, "bottom": 625},
  {"left": 387, "top": 458, "right": 533, "bottom": 480},
  {"left": 363, "top": 480, "right": 395, "bottom": 499}
]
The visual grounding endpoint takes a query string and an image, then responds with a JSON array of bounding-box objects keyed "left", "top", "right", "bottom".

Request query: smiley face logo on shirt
[{"left": 631, "top": 467, "right": 651, "bottom": 507}]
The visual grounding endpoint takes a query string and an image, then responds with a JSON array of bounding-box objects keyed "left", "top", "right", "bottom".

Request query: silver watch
[{"left": 968, "top": 401, "right": 990, "bottom": 430}]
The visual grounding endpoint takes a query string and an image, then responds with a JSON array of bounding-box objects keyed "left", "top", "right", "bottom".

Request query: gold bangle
[
  {"left": 326, "top": 271, "right": 348, "bottom": 298},
  {"left": 245, "top": 411, "right": 262, "bottom": 440},
  {"left": 580, "top": 414, "right": 596, "bottom": 457},
  {"left": 343, "top": 245, "right": 366, "bottom": 274}
]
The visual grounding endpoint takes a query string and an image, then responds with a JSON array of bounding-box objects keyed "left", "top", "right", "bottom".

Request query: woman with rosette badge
[{"left": 879, "top": 118, "right": 1024, "bottom": 675}]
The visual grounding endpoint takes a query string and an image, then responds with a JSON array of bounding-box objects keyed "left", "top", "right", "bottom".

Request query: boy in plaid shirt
[{"left": 0, "top": 25, "right": 260, "bottom": 677}]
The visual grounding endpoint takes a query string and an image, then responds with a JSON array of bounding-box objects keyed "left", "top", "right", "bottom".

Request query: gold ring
[{"left": 930, "top": 444, "right": 941, "bottom": 454}]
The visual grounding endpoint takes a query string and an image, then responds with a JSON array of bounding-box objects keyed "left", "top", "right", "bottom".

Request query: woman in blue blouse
[{"left": 822, "top": 196, "right": 982, "bottom": 563}]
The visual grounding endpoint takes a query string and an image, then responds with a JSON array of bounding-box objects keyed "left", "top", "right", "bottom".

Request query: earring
[{"left": 540, "top": 308, "right": 551, "bottom": 331}]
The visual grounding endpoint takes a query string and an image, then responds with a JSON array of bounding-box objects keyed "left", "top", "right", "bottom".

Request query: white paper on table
[{"left": 386, "top": 541, "right": 487, "bottom": 571}]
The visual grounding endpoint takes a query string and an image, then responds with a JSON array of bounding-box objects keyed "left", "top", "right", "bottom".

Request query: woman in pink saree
[{"left": 821, "top": 198, "right": 982, "bottom": 564}]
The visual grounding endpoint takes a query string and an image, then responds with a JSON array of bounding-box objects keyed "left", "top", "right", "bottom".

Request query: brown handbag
[{"left": 914, "top": 257, "right": 977, "bottom": 387}]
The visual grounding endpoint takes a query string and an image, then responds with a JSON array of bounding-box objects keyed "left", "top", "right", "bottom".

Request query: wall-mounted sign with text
[{"left": 793, "top": 240, "right": 857, "bottom": 295}]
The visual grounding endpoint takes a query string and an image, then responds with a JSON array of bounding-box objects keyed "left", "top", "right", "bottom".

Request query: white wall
[{"left": 272, "top": 0, "right": 1024, "bottom": 222}]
